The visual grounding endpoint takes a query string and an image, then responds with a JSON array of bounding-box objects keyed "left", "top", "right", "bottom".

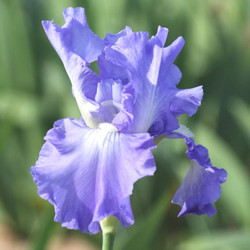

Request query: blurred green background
[{"left": 0, "top": 0, "right": 249, "bottom": 249}]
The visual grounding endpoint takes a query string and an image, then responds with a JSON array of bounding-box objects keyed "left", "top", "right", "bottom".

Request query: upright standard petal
[
  {"left": 42, "top": 7, "right": 106, "bottom": 127},
  {"left": 43, "top": 7, "right": 104, "bottom": 65},
  {"left": 172, "top": 138, "right": 227, "bottom": 217},
  {"left": 31, "top": 118, "right": 156, "bottom": 234},
  {"left": 152, "top": 26, "right": 169, "bottom": 47},
  {"left": 104, "top": 26, "right": 133, "bottom": 46},
  {"left": 99, "top": 30, "right": 203, "bottom": 135}
]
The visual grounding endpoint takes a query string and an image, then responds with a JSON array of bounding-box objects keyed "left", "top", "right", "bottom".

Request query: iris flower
[{"left": 31, "top": 7, "right": 227, "bottom": 234}]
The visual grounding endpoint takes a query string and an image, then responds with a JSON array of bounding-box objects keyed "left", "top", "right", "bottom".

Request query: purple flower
[
  {"left": 171, "top": 137, "right": 227, "bottom": 217},
  {"left": 31, "top": 7, "right": 227, "bottom": 234}
]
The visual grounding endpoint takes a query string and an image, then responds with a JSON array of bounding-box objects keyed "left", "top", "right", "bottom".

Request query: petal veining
[
  {"left": 31, "top": 118, "right": 156, "bottom": 234},
  {"left": 99, "top": 30, "right": 203, "bottom": 135}
]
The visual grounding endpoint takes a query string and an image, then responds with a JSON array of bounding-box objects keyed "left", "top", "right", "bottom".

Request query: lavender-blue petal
[
  {"left": 112, "top": 83, "right": 135, "bottom": 132},
  {"left": 172, "top": 138, "right": 227, "bottom": 217},
  {"left": 154, "top": 26, "right": 169, "bottom": 47},
  {"left": 31, "top": 118, "right": 156, "bottom": 234},
  {"left": 93, "top": 79, "right": 134, "bottom": 128},
  {"left": 161, "top": 36, "right": 185, "bottom": 68},
  {"left": 63, "top": 7, "right": 88, "bottom": 26},
  {"left": 104, "top": 26, "right": 132, "bottom": 45},
  {"left": 44, "top": 7, "right": 104, "bottom": 64},
  {"left": 98, "top": 48, "right": 130, "bottom": 85},
  {"left": 95, "top": 79, "right": 114, "bottom": 103},
  {"left": 42, "top": 7, "right": 104, "bottom": 101},
  {"left": 170, "top": 86, "right": 203, "bottom": 117},
  {"left": 95, "top": 79, "right": 123, "bottom": 104},
  {"left": 99, "top": 30, "right": 203, "bottom": 135}
]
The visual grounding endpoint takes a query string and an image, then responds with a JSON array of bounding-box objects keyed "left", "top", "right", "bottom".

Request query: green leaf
[
  {"left": 177, "top": 230, "right": 250, "bottom": 250},
  {"left": 30, "top": 207, "right": 56, "bottom": 250},
  {"left": 229, "top": 98, "right": 250, "bottom": 142},
  {"left": 116, "top": 192, "right": 170, "bottom": 250}
]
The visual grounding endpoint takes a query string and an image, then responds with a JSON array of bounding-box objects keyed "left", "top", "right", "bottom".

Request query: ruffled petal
[
  {"left": 152, "top": 26, "right": 169, "bottom": 47},
  {"left": 42, "top": 7, "right": 103, "bottom": 100},
  {"left": 31, "top": 118, "right": 156, "bottom": 234},
  {"left": 161, "top": 36, "right": 185, "bottom": 69},
  {"left": 42, "top": 7, "right": 107, "bottom": 127},
  {"left": 112, "top": 83, "right": 135, "bottom": 132},
  {"left": 172, "top": 138, "right": 227, "bottom": 217},
  {"left": 104, "top": 26, "right": 132, "bottom": 45},
  {"left": 101, "top": 32, "right": 170, "bottom": 133},
  {"left": 170, "top": 86, "right": 203, "bottom": 117},
  {"left": 99, "top": 30, "right": 203, "bottom": 135},
  {"left": 92, "top": 79, "right": 134, "bottom": 131},
  {"left": 63, "top": 7, "right": 88, "bottom": 26},
  {"left": 43, "top": 7, "right": 105, "bottom": 65},
  {"left": 99, "top": 26, "right": 133, "bottom": 84}
]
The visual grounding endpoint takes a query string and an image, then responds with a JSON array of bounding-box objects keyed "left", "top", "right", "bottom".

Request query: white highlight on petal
[
  {"left": 205, "top": 167, "right": 215, "bottom": 173},
  {"left": 174, "top": 124, "right": 194, "bottom": 138},
  {"left": 147, "top": 45, "right": 162, "bottom": 85},
  {"left": 98, "top": 122, "right": 118, "bottom": 132}
]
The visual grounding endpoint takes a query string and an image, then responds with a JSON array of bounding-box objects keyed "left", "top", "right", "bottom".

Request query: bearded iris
[{"left": 31, "top": 7, "right": 227, "bottom": 234}]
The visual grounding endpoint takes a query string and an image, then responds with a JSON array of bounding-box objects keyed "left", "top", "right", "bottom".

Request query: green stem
[
  {"left": 102, "top": 231, "right": 116, "bottom": 250},
  {"left": 100, "top": 216, "right": 119, "bottom": 250}
]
